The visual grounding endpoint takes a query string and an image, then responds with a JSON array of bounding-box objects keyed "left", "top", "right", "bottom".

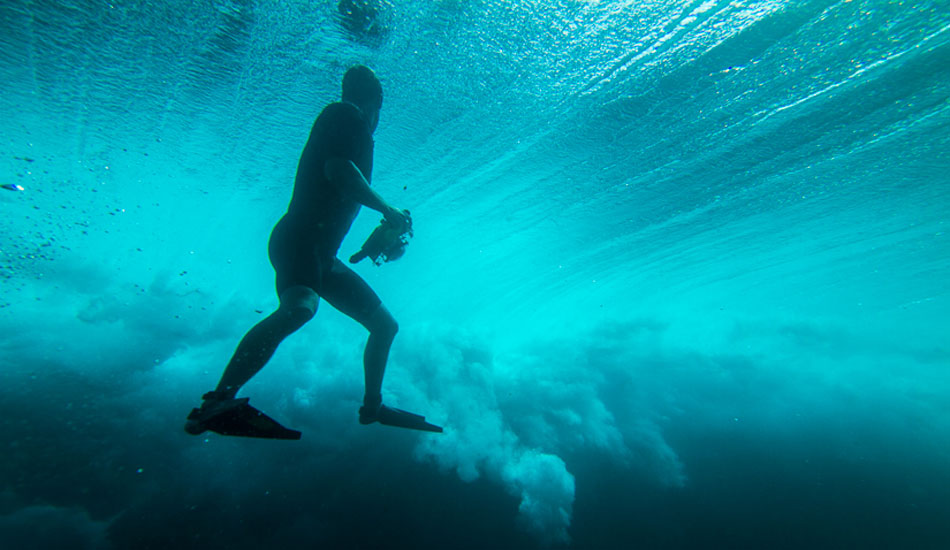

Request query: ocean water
[{"left": 1, "top": 0, "right": 948, "bottom": 548}]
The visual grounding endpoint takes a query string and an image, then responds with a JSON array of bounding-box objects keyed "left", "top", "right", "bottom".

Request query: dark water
[{"left": 1, "top": 0, "right": 948, "bottom": 548}]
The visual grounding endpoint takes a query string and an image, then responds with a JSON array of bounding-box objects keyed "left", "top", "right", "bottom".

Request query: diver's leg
[
  {"left": 319, "top": 259, "right": 395, "bottom": 409},
  {"left": 360, "top": 304, "right": 399, "bottom": 409},
  {"left": 214, "top": 285, "right": 318, "bottom": 398}
]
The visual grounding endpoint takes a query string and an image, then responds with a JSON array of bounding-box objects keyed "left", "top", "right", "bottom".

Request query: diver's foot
[
  {"left": 358, "top": 402, "right": 382, "bottom": 425},
  {"left": 184, "top": 391, "right": 245, "bottom": 435}
]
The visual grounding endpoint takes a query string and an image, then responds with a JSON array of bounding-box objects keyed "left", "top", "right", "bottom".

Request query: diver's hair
[{"left": 342, "top": 65, "right": 383, "bottom": 109}]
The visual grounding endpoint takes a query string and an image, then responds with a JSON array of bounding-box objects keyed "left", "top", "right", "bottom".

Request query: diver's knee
[
  {"left": 287, "top": 303, "right": 316, "bottom": 327},
  {"left": 388, "top": 317, "right": 399, "bottom": 336},
  {"left": 368, "top": 305, "right": 398, "bottom": 338},
  {"left": 274, "top": 287, "right": 316, "bottom": 330},
  {"left": 279, "top": 285, "right": 318, "bottom": 322}
]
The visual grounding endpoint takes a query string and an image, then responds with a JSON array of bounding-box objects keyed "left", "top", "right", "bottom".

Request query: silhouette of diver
[{"left": 185, "top": 66, "right": 441, "bottom": 439}]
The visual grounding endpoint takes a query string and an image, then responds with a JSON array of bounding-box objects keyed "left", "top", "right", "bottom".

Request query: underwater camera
[{"left": 349, "top": 211, "right": 413, "bottom": 266}]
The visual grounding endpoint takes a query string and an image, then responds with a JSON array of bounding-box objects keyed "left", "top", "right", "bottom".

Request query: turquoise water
[{"left": 1, "top": 1, "right": 948, "bottom": 548}]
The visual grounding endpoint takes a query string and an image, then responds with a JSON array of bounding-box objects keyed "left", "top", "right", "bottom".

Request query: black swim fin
[
  {"left": 360, "top": 404, "right": 443, "bottom": 433},
  {"left": 186, "top": 397, "right": 302, "bottom": 440}
]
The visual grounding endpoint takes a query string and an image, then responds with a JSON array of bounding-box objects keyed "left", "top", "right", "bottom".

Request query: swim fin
[
  {"left": 359, "top": 404, "right": 443, "bottom": 433},
  {"left": 185, "top": 397, "right": 302, "bottom": 440}
]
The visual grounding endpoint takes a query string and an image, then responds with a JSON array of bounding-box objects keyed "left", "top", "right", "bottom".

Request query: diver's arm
[{"left": 325, "top": 158, "right": 408, "bottom": 227}]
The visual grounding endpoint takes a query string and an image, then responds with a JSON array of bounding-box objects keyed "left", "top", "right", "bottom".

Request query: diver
[{"left": 185, "top": 65, "right": 441, "bottom": 439}]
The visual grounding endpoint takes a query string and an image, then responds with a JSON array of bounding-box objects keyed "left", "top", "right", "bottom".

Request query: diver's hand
[{"left": 384, "top": 207, "right": 411, "bottom": 232}]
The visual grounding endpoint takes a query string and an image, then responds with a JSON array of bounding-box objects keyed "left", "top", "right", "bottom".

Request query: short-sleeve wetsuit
[{"left": 268, "top": 101, "right": 382, "bottom": 324}]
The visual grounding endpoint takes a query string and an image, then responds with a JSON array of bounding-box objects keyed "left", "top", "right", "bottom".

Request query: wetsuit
[{"left": 268, "top": 101, "right": 382, "bottom": 324}]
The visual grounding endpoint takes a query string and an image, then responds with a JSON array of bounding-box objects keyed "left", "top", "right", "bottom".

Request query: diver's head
[{"left": 342, "top": 65, "right": 383, "bottom": 132}]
